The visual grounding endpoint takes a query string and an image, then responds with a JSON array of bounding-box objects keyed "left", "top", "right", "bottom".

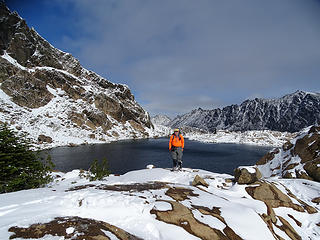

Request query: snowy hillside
[
  {"left": 0, "top": 3, "right": 155, "bottom": 149},
  {"left": 151, "top": 114, "right": 171, "bottom": 126},
  {"left": 0, "top": 168, "right": 319, "bottom": 239},
  {"left": 185, "top": 130, "right": 297, "bottom": 147},
  {"left": 256, "top": 125, "right": 320, "bottom": 181},
  {"left": 170, "top": 91, "right": 320, "bottom": 133}
]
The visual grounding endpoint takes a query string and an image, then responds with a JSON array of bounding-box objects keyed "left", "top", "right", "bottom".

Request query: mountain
[
  {"left": 151, "top": 114, "right": 171, "bottom": 126},
  {"left": 170, "top": 91, "right": 320, "bottom": 133},
  {"left": 0, "top": 3, "right": 154, "bottom": 148},
  {"left": 256, "top": 125, "right": 320, "bottom": 181}
]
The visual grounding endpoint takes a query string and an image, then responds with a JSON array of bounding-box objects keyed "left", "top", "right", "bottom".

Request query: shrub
[
  {"left": 0, "top": 124, "right": 54, "bottom": 193},
  {"left": 88, "top": 158, "right": 110, "bottom": 181}
]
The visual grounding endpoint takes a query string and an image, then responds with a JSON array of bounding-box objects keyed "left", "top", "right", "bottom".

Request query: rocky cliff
[
  {"left": 170, "top": 91, "right": 320, "bottom": 133},
  {"left": 256, "top": 125, "right": 320, "bottom": 182},
  {"left": 0, "top": 3, "right": 154, "bottom": 148}
]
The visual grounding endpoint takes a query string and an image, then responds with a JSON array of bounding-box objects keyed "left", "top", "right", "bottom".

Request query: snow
[
  {"left": 153, "top": 124, "right": 296, "bottom": 147},
  {"left": 238, "top": 166, "right": 256, "bottom": 174},
  {"left": 185, "top": 129, "right": 296, "bottom": 147},
  {"left": 65, "top": 226, "right": 75, "bottom": 234},
  {"left": 0, "top": 168, "right": 318, "bottom": 240},
  {"left": 1, "top": 51, "right": 27, "bottom": 70}
]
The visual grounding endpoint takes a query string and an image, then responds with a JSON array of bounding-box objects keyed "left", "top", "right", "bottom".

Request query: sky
[{"left": 5, "top": 0, "right": 320, "bottom": 117}]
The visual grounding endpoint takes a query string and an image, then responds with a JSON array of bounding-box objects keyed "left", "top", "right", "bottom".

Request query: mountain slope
[
  {"left": 0, "top": 3, "right": 154, "bottom": 148},
  {"left": 170, "top": 91, "right": 320, "bottom": 133}
]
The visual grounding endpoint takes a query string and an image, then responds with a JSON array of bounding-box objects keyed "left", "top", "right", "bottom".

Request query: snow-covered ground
[
  {"left": 0, "top": 168, "right": 319, "bottom": 239},
  {"left": 153, "top": 124, "right": 296, "bottom": 147},
  {"left": 185, "top": 130, "right": 297, "bottom": 147}
]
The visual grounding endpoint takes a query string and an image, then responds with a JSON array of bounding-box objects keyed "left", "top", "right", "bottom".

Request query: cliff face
[
  {"left": 0, "top": 3, "right": 153, "bottom": 147},
  {"left": 170, "top": 91, "right": 320, "bottom": 133}
]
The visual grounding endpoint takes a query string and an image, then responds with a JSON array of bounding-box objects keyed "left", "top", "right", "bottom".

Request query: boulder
[
  {"left": 234, "top": 167, "right": 262, "bottom": 184},
  {"left": 192, "top": 175, "right": 209, "bottom": 188},
  {"left": 38, "top": 134, "right": 53, "bottom": 143}
]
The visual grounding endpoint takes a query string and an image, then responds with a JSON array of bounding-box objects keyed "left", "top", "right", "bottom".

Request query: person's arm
[
  {"left": 181, "top": 135, "right": 184, "bottom": 150},
  {"left": 169, "top": 135, "right": 173, "bottom": 150}
]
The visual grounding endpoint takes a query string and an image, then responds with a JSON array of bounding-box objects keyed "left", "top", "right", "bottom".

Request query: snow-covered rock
[
  {"left": 0, "top": 3, "right": 155, "bottom": 149},
  {"left": 256, "top": 125, "right": 320, "bottom": 181},
  {"left": 0, "top": 168, "right": 319, "bottom": 239},
  {"left": 170, "top": 91, "right": 320, "bottom": 133},
  {"left": 151, "top": 114, "right": 171, "bottom": 126}
]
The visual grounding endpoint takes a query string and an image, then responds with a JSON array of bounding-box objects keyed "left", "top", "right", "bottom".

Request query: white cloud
[{"left": 55, "top": 0, "right": 320, "bottom": 116}]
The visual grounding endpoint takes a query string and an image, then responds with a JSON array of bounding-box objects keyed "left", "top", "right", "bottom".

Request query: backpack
[{"left": 172, "top": 132, "right": 182, "bottom": 141}]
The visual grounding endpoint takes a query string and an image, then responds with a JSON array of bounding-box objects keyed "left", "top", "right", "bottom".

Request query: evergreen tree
[
  {"left": 0, "top": 123, "right": 53, "bottom": 193},
  {"left": 88, "top": 158, "right": 110, "bottom": 181}
]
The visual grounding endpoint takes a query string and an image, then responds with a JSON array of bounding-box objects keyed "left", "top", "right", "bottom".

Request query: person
[{"left": 169, "top": 128, "right": 184, "bottom": 170}]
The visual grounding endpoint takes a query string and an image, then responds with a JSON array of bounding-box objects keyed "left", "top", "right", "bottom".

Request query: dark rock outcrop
[{"left": 234, "top": 167, "right": 262, "bottom": 184}]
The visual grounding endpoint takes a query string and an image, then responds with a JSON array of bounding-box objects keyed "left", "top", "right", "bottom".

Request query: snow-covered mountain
[
  {"left": 256, "top": 125, "right": 320, "bottom": 181},
  {"left": 170, "top": 91, "right": 320, "bottom": 133},
  {"left": 0, "top": 3, "right": 154, "bottom": 148},
  {"left": 151, "top": 114, "right": 171, "bottom": 126}
]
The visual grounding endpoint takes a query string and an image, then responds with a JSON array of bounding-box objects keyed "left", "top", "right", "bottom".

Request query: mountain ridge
[{"left": 170, "top": 90, "right": 320, "bottom": 133}]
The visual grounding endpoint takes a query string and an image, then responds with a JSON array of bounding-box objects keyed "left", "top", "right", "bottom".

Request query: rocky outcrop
[
  {"left": 37, "top": 134, "right": 52, "bottom": 143},
  {"left": 256, "top": 125, "right": 320, "bottom": 182},
  {"left": 8, "top": 216, "right": 142, "bottom": 240},
  {"left": 170, "top": 91, "right": 320, "bottom": 133},
  {"left": 234, "top": 167, "right": 262, "bottom": 184},
  {"left": 192, "top": 175, "right": 209, "bottom": 187},
  {"left": 245, "top": 181, "right": 317, "bottom": 240},
  {"left": 0, "top": 3, "right": 154, "bottom": 147}
]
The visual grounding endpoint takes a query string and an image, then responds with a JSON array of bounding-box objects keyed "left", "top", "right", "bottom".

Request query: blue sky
[{"left": 6, "top": 0, "right": 320, "bottom": 117}]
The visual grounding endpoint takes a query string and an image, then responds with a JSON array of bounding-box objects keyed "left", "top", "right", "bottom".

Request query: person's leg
[
  {"left": 171, "top": 148, "right": 178, "bottom": 169},
  {"left": 177, "top": 148, "right": 183, "bottom": 169}
]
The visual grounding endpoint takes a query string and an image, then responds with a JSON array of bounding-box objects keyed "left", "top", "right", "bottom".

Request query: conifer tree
[{"left": 0, "top": 124, "right": 53, "bottom": 193}]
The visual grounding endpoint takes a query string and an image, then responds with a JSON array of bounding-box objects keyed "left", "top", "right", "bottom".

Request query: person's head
[{"left": 174, "top": 129, "right": 179, "bottom": 136}]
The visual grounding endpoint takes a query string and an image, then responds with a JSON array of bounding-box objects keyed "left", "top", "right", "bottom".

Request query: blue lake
[{"left": 45, "top": 138, "right": 273, "bottom": 175}]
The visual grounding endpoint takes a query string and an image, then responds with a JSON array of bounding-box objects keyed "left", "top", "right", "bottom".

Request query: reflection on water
[{"left": 44, "top": 138, "right": 272, "bottom": 175}]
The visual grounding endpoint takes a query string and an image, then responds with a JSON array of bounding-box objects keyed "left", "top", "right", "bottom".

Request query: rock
[
  {"left": 282, "top": 141, "right": 293, "bottom": 151},
  {"left": 38, "top": 134, "right": 53, "bottom": 143},
  {"left": 192, "top": 175, "right": 209, "bottom": 188},
  {"left": 234, "top": 167, "right": 262, "bottom": 184},
  {"left": 89, "top": 134, "right": 95, "bottom": 139},
  {"left": 312, "top": 197, "right": 320, "bottom": 204},
  {"left": 257, "top": 124, "right": 320, "bottom": 181},
  {"left": 303, "top": 157, "right": 320, "bottom": 182},
  {"left": 150, "top": 200, "right": 242, "bottom": 240},
  {"left": 256, "top": 148, "right": 280, "bottom": 165},
  {"left": 8, "top": 216, "right": 142, "bottom": 240}
]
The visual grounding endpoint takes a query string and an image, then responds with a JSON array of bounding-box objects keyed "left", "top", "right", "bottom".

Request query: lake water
[{"left": 44, "top": 138, "right": 273, "bottom": 175}]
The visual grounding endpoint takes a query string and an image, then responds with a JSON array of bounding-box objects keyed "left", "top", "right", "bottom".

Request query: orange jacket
[{"left": 169, "top": 134, "right": 184, "bottom": 150}]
